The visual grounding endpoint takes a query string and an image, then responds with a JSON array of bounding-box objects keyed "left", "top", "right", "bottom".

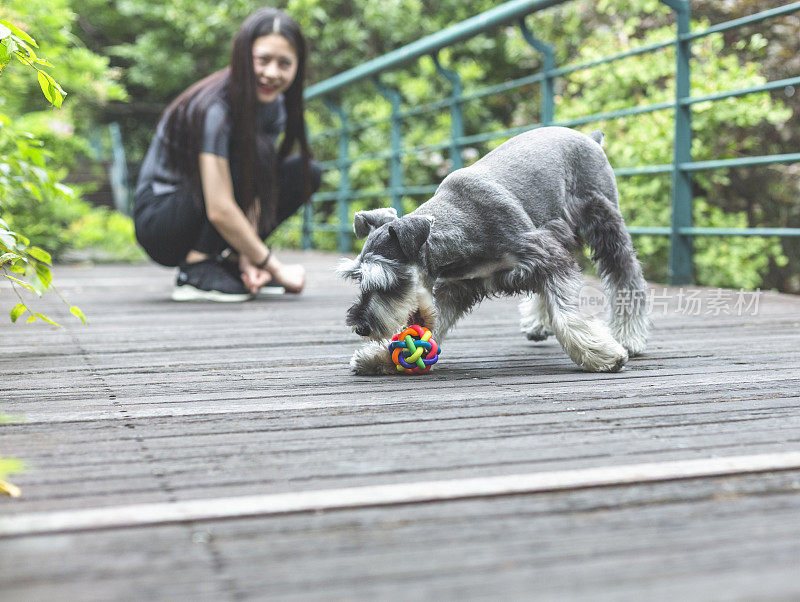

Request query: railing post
[
  {"left": 302, "top": 200, "right": 313, "bottom": 250},
  {"left": 108, "top": 122, "right": 132, "bottom": 215},
  {"left": 519, "top": 18, "right": 555, "bottom": 125},
  {"left": 374, "top": 79, "right": 405, "bottom": 216},
  {"left": 431, "top": 53, "right": 465, "bottom": 171},
  {"left": 662, "top": 0, "right": 693, "bottom": 285},
  {"left": 324, "top": 99, "right": 352, "bottom": 253}
]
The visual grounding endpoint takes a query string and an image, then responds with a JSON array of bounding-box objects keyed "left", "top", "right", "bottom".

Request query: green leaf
[
  {"left": 34, "top": 262, "right": 52, "bottom": 288},
  {"left": 0, "top": 230, "right": 17, "bottom": 249},
  {"left": 27, "top": 246, "right": 51, "bottom": 264},
  {"left": 37, "top": 70, "right": 54, "bottom": 104},
  {"left": 34, "top": 312, "right": 61, "bottom": 327},
  {"left": 26, "top": 315, "right": 37, "bottom": 324},
  {"left": 37, "top": 70, "right": 64, "bottom": 108},
  {"left": 3, "top": 273, "right": 38, "bottom": 294},
  {"left": 70, "top": 306, "right": 87, "bottom": 325},
  {"left": 3, "top": 36, "right": 18, "bottom": 58},
  {"left": 0, "top": 20, "right": 37, "bottom": 48},
  {"left": 10, "top": 303, "right": 26, "bottom": 323}
]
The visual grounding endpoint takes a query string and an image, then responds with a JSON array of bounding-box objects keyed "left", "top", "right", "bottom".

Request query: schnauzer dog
[{"left": 338, "top": 126, "right": 650, "bottom": 375}]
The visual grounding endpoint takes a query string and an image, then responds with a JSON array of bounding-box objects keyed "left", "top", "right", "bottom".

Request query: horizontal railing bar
[
  {"left": 627, "top": 227, "right": 672, "bottom": 235},
  {"left": 552, "top": 38, "right": 675, "bottom": 79},
  {"left": 680, "top": 153, "right": 800, "bottom": 171},
  {"left": 311, "top": 71, "right": 798, "bottom": 147},
  {"left": 557, "top": 101, "right": 675, "bottom": 127},
  {"left": 680, "top": 227, "right": 800, "bottom": 237},
  {"left": 308, "top": 3, "right": 800, "bottom": 150},
  {"left": 305, "top": 0, "right": 566, "bottom": 100},
  {"left": 309, "top": 191, "right": 341, "bottom": 202},
  {"left": 311, "top": 63, "right": 799, "bottom": 149},
  {"left": 315, "top": 144, "right": 800, "bottom": 179},
  {"left": 309, "top": 49, "right": 673, "bottom": 142},
  {"left": 313, "top": 151, "right": 797, "bottom": 202},
  {"left": 400, "top": 73, "right": 548, "bottom": 121},
  {"left": 614, "top": 165, "right": 674, "bottom": 176},
  {"left": 303, "top": 223, "right": 340, "bottom": 232},
  {"left": 311, "top": 73, "right": 551, "bottom": 144},
  {"left": 626, "top": 227, "right": 800, "bottom": 237},
  {"left": 305, "top": 215, "right": 800, "bottom": 239},
  {"left": 314, "top": 149, "right": 799, "bottom": 187},
  {"left": 681, "top": 76, "right": 800, "bottom": 106},
  {"left": 681, "top": 2, "right": 800, "bottom": 42},
  {"left": 310, "top": 184, "right": 440, "bottom": 203}
]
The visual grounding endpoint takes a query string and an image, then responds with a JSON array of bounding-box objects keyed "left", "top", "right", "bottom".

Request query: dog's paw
[
  {"left": 519, "top": 296, "right": 552, "bottom": 342},
  {"left": 579, "top": 340, "right": 629, "bottom": 373},
  {"left": 557, "top": 318, "right": 629, "bottom": 372},
  {"left": 523, "top": 325, "right": 553, "bottom": 342},
  {"left": 350, "top": 341, "right": 397, "bottom": 376}
]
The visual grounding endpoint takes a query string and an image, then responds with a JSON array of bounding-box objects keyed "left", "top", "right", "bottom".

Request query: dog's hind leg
[
  {"left": 537, "top": 269, "right": 629, "bottom": 372},
  {"left": 522, "top": 231, "right": 628, "bottom": 372},
  {"left": 579, "top": 195, "right": 650, "bottom": 356},
  {"left": 519, "top": 294, "right": 552, "bottom": 341}
]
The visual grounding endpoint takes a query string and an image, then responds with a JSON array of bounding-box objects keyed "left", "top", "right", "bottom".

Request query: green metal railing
[{"left": 303, "top": 0, "right": 800, "bottom": 284}]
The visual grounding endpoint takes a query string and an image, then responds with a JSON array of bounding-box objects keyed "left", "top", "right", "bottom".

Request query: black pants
[{"left": 134, "top": 155, "right": 321, "bottom": 267}]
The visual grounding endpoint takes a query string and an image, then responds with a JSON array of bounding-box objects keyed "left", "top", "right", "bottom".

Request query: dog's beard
[
  {"left": 349, "top": 284, "right": 436, "bottom": 341},
  {"left": 379, "top": 287, "right": 436, "bottom": 339}
]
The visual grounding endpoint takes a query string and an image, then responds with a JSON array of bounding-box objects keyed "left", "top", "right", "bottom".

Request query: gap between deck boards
[{"left": 2, "top": 451, "right": 800, "bottom": 539}]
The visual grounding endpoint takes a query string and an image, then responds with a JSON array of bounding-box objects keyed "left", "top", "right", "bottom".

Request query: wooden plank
[
  {"left": 3, "top": 252, "right": 800, "bottom": 599},
  {"left": 3, "top": 451, "right": 800, "bottom": 537},
  {"left": 3, "top": 471, "right": 800, "bottom": 601}
]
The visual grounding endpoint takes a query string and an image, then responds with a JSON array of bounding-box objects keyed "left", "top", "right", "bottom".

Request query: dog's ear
[
  {"left": 353, "top": 207, "right": 398, "bottom": 239},
  {"left": 388, "top": 215, "right": 434, "bottom": 259}
]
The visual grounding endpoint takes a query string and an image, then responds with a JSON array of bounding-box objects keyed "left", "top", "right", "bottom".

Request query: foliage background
[{"left": 2, "top": 0, "right": 799, "bottom": 291}]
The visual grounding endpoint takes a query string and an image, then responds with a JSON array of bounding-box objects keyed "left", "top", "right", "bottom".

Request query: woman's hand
[
  {"left": 239, "top": 252, "right": 306, "bottom": 294},
  {"left": 239, "top": 254, "right": 272, "bottom": 294},
  {"left": 270, "top": 262, "right": 306, "bottom": 294}
]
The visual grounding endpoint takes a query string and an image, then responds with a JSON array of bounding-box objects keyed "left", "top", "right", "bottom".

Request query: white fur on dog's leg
[
  {"left": 605, "top": 289, "right": 650, "bottom": 357},
  {"left": 519, "top": 294, "right": 553, "bottom": 341},
  {"left": 350, "top": 340, "right": 398, "bottom": 376},
  {"left": 550, "top": 311, "right": 629, "bottom": 373},
  {"left": 611, "top": 317, "right": 650, "bottom": 357}
]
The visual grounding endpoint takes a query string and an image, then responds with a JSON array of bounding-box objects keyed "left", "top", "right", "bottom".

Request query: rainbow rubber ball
[{"left": 388, "top": 324, "right": 441, "bottom": 374}]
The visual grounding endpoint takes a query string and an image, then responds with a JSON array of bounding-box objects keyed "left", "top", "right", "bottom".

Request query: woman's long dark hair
[{"left": 162, "top": 7, "right": 312, "bottom": 233}]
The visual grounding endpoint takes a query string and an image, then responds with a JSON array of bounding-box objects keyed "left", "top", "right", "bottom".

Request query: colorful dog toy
[{"left": 388, "top": 324, "right": 440, "bottom": 374}]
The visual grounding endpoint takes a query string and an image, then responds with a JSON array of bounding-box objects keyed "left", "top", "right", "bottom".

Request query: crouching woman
[{"left": 134, "top": 7, "right": 320, "bottom": 301}]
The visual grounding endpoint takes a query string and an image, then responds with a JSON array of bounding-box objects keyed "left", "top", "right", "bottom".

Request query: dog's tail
[{"left": 588, "top": 129, "right": 604, "bottom": 146}]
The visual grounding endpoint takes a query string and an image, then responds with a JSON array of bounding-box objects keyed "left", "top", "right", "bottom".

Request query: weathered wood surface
[{"left": 1, "top": 250, "right": 799, "bottom": 600}]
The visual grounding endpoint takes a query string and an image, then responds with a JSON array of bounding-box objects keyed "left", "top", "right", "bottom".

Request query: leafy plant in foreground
[{"left": 1, "top": 19, "right": 86, "bottom": 326}]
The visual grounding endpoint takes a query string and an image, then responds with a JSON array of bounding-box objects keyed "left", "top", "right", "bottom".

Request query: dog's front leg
[
  {"left": 519, "top": 293, "right": 553, "bottom": 341},
  {"left": 432, "top": 280, "right": 484, "bottom": 340},
  {"left": 350, "top": 340, "right": 398, "bottom": 375}
]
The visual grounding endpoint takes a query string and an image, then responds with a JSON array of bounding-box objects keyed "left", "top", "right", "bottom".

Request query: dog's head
[{"left": 337, "top": 208, "right": 435, "bottom": 340}]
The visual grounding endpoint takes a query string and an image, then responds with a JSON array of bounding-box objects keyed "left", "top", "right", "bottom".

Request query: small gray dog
[{"left": 338, "top": 126, "right": 650, "bottom": 375}]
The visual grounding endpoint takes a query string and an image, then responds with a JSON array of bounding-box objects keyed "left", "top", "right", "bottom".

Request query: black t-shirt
[{"left": 135, "top": 95, "right": 287, "bottom": 197}]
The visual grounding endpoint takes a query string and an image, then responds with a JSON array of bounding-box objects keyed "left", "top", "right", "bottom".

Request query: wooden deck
[{"left": 2, "top": 250, "right": 800, "bottom": 600}]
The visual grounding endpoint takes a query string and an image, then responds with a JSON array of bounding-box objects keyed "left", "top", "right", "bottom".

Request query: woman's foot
[{"left": 172, "top": 260, "right": 254, "bottom": 302}]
